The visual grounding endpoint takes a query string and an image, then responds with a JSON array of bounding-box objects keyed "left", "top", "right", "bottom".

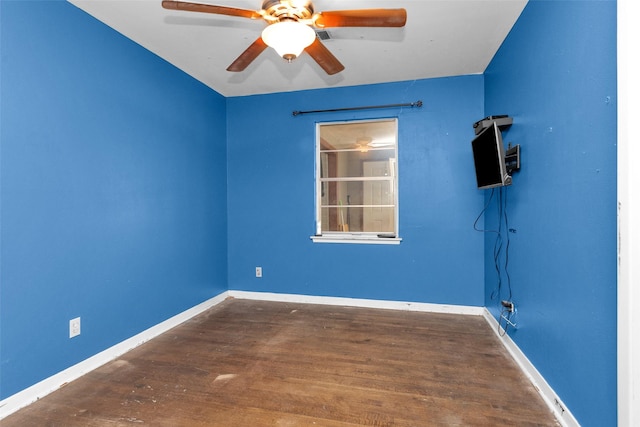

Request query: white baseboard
[
  {"left": 482, "top": 308, "right": 579, "bottom": 427},
  {"left": 228, "top": 290, "right": 485, "bottom": 316},
  {"left": 0, "top": 291, "right": 231, "bottom": 420}
]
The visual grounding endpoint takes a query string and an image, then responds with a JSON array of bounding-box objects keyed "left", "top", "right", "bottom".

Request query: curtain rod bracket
[{"left": 292, "top": 100, "right": 422, "bottom": 117}]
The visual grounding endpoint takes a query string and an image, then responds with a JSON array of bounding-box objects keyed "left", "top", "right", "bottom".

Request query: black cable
[
  {"left": 474, "top": 186, "right": 514, "bottom": 311},
  {"left": 473, "top": 189, "right": 496, "bottom": 233},
  {"left": 493, "top": 188, "right": 504, "bottom": 300},
  {"left": 492, "top": 235, "right": 503, "bottom": 300},
  {"left": 498, "top": 306, "right": 513, "bottom": 336},
  {"left": 473, "top": 189, "right": 503, "bottom": 301},
  {"left": 498, "top": 186, "right": 516, "bottom": 336},
  {"left": 503, "top": 187, "right": 513, "bottom": 302}
]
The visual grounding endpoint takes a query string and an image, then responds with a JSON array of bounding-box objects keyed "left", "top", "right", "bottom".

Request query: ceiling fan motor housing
[{"left": 261, "top": 0, "right": 314, "bottom": 21}]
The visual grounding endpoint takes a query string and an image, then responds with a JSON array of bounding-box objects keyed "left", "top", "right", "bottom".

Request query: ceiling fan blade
[
  {"left": 314, "top": 9, "right": 407, "bottom": 28},
  {"left": 226, "top": 37, "right": 268, "bottom": 72},
  {"left": 161, "top": 1, "right": 262, "bottom": 19},
  {"left": 305, "top": 38, "right": 345, "bottom": 75}
]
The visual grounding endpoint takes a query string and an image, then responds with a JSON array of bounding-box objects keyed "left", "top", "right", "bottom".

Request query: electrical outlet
[
  {"left": 255, "top": 266, "right": 262, "bottom": 278},
  {"left": 69, "top": 317, "right": 81, "bottom": 338},
  {"left": 501, "top": 300, "right": 515, "bottom": 313}
]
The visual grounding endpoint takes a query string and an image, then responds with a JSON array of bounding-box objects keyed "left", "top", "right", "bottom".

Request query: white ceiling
[{"left": 68, "top": 0, "right": 528, "bottom": 97}]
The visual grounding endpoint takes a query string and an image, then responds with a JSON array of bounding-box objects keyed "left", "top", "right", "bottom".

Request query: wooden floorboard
[{"left": 3, "top": 298, "right": 560, "bottom": 426}]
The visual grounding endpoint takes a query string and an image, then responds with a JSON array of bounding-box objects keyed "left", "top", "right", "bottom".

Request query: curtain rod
[{"left": 292, "top": 100, "right": 423, "bottom": 116}]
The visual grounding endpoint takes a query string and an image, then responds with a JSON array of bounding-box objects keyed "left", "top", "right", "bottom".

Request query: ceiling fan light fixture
[
  {"left": 261, "top": 21, "right": 316, "bottom": 62},
  {"left": 368, "top": 140, "right": 394, "bottom": 148}
]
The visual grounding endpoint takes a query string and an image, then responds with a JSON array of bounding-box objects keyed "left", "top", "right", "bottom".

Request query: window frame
[{"left": 311, "top": 117, "right": 401, "bottom": 245}]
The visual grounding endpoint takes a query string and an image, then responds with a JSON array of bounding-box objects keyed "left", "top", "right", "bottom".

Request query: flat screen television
[{"left": 471, "top": 122, "right": 512, "bottom": 189}]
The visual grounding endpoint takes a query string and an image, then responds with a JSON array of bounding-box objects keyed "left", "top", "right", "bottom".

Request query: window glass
[{"left": 316, "top": 118, "right": 398, "bottom": 239}]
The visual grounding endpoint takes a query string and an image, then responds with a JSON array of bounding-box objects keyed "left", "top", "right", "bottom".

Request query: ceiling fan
[{"left": 161, "top": 0, "right": 407, "bottom": 75}]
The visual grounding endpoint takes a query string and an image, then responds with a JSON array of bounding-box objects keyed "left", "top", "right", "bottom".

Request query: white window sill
[{"left": 310, "top": 234, "right": 402, "bottom": 245}]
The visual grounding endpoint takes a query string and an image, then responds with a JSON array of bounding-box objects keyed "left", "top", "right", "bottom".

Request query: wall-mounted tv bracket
[
  {"left": 505, "top": 143, "right": 521, "bottom": 174},
  {"left": 473, "top": 115, "right": 513, "bottom": 135}
]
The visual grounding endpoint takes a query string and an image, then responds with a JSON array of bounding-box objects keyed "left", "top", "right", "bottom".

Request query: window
[{"left": 312, "top": 118, "right": 401, "bottom": 244}]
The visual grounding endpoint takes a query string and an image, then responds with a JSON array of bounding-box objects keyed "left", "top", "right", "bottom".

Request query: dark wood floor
[{"left": 3, "top": 298, "right": 559, "bottom": 426}]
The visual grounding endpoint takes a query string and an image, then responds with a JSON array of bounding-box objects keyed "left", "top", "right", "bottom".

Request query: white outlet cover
[{"left": 69, "top": 317, "right": 81, "bottom": 338}]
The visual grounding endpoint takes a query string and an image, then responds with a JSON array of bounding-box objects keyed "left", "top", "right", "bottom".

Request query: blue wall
[
  {"left": 227, "top": 77, "right": 486, "bottom": 305},
  {"left": 484, "top": 1, "right": 617, "bottom": 425},
  {"left": 0, "top": 1, "right": 228, "bottom": 399}
]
